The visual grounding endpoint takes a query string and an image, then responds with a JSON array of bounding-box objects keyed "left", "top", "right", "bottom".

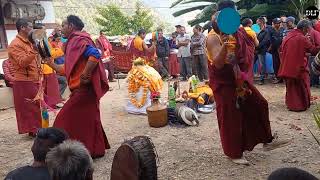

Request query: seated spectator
[
  {"left": 2, "top": 59, "right": 14, "bottom": 87},
  {"left": 268, "top": 167, "right": 318, "bottom": 180},
  {"left": 46, "top": 140, "right": 93, "bottom": 180},
  {"left": 5, "top": 128, "right": 68, "bottom": 180}
]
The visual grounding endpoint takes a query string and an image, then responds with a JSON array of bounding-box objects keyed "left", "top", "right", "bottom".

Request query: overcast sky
[{"left": 142, "top": 0, "right": 210, "bottom": 31}]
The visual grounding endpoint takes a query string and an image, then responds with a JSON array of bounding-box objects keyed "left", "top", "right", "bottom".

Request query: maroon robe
[
  {"left": 169, "top": 53, "right": 179, "bottom": 76},
  {"left": 53, "top": 31, "right": 110, "bottom": 157},
  {"left": 12, "top": 81, "right": 42, "bottom": 134},
  {"left": 43, "top": 73, "right": 62, "bottom": 107},
  {"left": 208, "top": 28, "right": 273, "bottom": 159},
  {"left": 243, "top": 28, "right": 256, "bottom": 84},
  {"left": 96, "top": 36, "right": 115, "bottom": 81},
  {"left": 279, "top": 29, "right": 319, "bottom": 111}
]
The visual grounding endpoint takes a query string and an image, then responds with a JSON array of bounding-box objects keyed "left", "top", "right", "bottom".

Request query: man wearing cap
[
  {"left": 206, "top": 0, "right": 289, "bottom": 165},
  {"left": 279, "top": 20, "right": 320, "bottom": 112},
  {"left": 269, "top": 18, "right": 285, "bottom": 84},
  {"left": 283, "top": 16, "right": 295, "bottom": 38}
]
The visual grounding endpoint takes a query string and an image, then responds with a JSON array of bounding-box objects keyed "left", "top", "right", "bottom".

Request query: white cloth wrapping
[{"left": 126, "top": 87, "right": 151, "bottom": 115}]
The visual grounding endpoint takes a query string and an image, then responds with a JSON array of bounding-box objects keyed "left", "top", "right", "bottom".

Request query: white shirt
[{"left": 176, "top": 34, "right": 191, "bottom": 58}]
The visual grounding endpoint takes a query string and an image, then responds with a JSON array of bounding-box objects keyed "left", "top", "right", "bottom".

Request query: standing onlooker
[
  {"left": 175, "top": 25, "right": 182, "bottom": 34},
  {"left": 257, "top": 17, "right": 270, "bottom": 85},
  {"left": 279, "top": 20, "right": 320, "bottom": 112},
  {"left": 191, "top": 25, "right": 208, "bottom": 81},
  {"left": 156, "top": 28, "right": 170, "bottom": 79},
  {"left": 8, "top": 18, "right": 42, "bottom": 137},
  {"left": 283, "top": 16, "right": 295, "bottom": 38},
  {"left": 177, "top": 26, "right": 192, "bottom": 81},
  {"left": 269, "top": 18, "right": 284, "bottom": 84},
  {"left": 96, "top": 30, "right": 116, "bottom": 82},
  {"left": 50, "top": 30, "right": 67, "bottom": 98},
  {"left": 168, "top": 32, "right": 180, "bottom": 78},
  {"left": 242, "top": 18, "right": 259, "bottom": 83},
  {"left": 280, "top": 15, "right": 287, "bottom": 29},
  {"left": 308, "top": 20, "right": 320, "bottom": 87}
]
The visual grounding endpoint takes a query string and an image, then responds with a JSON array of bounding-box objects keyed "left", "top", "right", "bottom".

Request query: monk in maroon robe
[
  {"left": 206, "top": 1, "right": 289, "bottom": 165},
  {"left": 279, "top": 20, "right": 320, "bottom": 112},
  {"left": 46, "top": 15, "right": 110, "bottom": 158},
  {"left": 96, "top": 31, "right": 116, "bottom": 82}
]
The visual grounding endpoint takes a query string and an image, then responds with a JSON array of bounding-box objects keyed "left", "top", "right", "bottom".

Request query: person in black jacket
[
  {"left": 269, "top": 18, "right": 285, "bottom": 84},
  {"left": 156, "top": 28, "right": 170, "bottom": 79},
  {"left": 257, "top": 17, "right": 270, "bottom": 85}
]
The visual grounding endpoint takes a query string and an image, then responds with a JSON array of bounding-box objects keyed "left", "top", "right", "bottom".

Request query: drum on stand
[{"left": 111, "top": 136, "right": 158, "bottom": 180}]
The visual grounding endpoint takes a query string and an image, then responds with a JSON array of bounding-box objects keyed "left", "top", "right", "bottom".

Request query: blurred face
[
  {"left": 176, "top": 27, "right": 181, "bottom": 34},
  {"left": 140, "top": 32, "right": 146, "bottom": 39},
  {"left": 20, "top": 22, "right": 33, "bottom": 35},
  {"left": 61, "top": 20, "right": 73, "bottom": 38},
  {"left": 193, "top": 27, "right": 198, "bottom": 34},
  {"left": 302, "top": 26, "right": 310, "bottom": 35},
  {"left": 247, "top": 20, "right": 253, "bottom": 27},
  {"left": 180, "top": 27, "right": 186, "bottom": 35},
  {"left": 172, "top": 34, "right": 176, "bottom": 40},
  {"left": 274, "top": 22, "right": 281, "bottom": 29},
  {"left": 158, "top": 31, "right": 163, "bottom": 38},
  {"left": 287, "top": 21, "right": 294, "bottom": 28}
]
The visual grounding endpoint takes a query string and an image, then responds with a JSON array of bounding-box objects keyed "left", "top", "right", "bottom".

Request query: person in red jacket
[{"left": 279, "top": 20, "right": 320, "bottom": 112}]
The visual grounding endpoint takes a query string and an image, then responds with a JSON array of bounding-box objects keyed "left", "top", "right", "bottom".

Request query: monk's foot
[
  {"left": 28, "top": 132, "right": 36, "bottom": 137},
  {"left": 231, "top": 157, "right": 250, "bottom": 165},
  {"left": 263, "top": 134, "right": 291, "bottom": 151}
]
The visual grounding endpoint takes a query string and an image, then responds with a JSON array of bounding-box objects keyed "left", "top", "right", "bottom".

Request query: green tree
[
  {"left": 95, "top": 4, "right": 131, "bottom": 35},
  {"left": 96, "top": 3, "right": 155, "bottom": 36},
  {"left": 130, "top": 2, "right": 154, "bottom": 33}
]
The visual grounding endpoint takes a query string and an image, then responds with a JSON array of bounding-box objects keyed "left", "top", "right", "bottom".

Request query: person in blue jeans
[
  {"left": 177, "top": 26, "right": 192, "bottom": 81},
  {"left": 257, "top": 17, "right": 270, "bottom": 85}
]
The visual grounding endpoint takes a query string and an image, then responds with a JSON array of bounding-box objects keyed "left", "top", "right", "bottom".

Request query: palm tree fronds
[
  {"left": 181, "top": 0, "right": 217, "bottom": 5},
  {"left": 171, "top": 0, "right": 185, "bottom": 8},
  {"left": 172, "top": 5, "right": 208, "bottom": 17}
]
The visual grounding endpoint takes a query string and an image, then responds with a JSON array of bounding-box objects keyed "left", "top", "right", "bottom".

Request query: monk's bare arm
[
  {"left": 143, "top": 42, "right": 155, "bottom": 53},
  {"left": 46, "top": 59, "right": 64, "bottom": 75},
  {"left": 254, "top": 37, "right": 259, "bottom": 47},
  {"left": 82, "top": 60, "right": 98, "bottom": 77},
  {"left": 207, "top": 35, "right": 227, "bottom": 69}
]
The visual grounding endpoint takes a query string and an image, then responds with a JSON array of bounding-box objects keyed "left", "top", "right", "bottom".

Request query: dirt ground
[{"left": 0, "top": 79, "right": 320, "bottom": 180}]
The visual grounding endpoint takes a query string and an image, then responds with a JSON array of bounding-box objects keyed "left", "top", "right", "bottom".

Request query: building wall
[{"left": 3, "top": 1, "right": 56, "bottom": 44}]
